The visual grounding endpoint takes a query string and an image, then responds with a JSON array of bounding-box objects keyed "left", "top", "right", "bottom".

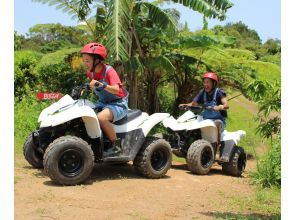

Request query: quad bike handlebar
[
  {"left": 178, "top": 105, "right": 213, "bottom": 114},
  {"left": 71, "top": 80, "right": 105, "bottom": 100},
  {"left": 71, "top": 83, "right": 91, "bottom": 100}
]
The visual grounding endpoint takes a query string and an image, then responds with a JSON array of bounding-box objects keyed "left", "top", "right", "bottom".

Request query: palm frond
[
  {"left": 145, "top": 56, "right": 175, "bottom": 73},
  {"left": 123, "top": 55, "right": 144, "bottom": 73},
  {"left": 167, "top": 0, "right": 233, "bottom": 21},
  {"left": 135, "top": 2, "right": 177, "bottom": 32},
  {"left": 32, "top": 0, "right": 96, "bottom": 34},
  {"left": 103, "top": 0, "right": 132, "bottom": 62}
]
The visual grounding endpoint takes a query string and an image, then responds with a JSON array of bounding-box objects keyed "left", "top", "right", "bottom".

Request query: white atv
[
  {"left": 162, "top": 106, "right": 247, "bottom": 176},
  {"left": 23, "top": 84, "right": 172, "bottom": 185}
]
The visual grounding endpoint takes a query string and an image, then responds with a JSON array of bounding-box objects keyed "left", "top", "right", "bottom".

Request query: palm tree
[{"left": 33, "top": 0, "right": 233, "bottom": 110}]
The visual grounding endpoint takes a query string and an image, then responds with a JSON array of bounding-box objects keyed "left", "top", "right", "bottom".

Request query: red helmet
[
  {"left": 81, "top": 42, "right": 107, "bottom": 60},
  {"left": 202, "top": 72, "right": 218, "bottom": 83}
]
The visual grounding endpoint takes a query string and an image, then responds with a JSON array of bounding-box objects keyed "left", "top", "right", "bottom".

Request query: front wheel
[
  {"left": 186, "top": 140, "right": 214, "bottom": 175},
  {"left": 43, "top": 136, "right": 94, "bottom": 185},
  {"left": 222, "top": 146, "right": 246, "bottom": 177},
  {"left": 23, "top": 133, "right": 43, "bottom": 168},
  {"left": 134, "top": 137, "right": 172, "bottom": 179}
]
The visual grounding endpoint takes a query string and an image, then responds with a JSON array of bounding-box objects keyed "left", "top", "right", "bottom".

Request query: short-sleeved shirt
[
  {"left": 193, "top": 88, "right": 227, "bottom": 117},
  {"left": 87, "top": 64, "right": 125, "bottom": 97}
]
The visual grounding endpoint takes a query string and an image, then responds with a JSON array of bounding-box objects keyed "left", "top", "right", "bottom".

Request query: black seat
[{"left": 113, "top": 109, "right": 142, "bottom": 125}]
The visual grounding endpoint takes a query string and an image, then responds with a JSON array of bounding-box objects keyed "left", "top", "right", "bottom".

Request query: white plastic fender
[
  {"left": 113, "top": 113, "right": 149, "bottom": 133},
  {"left": 38, "top": 95, "right": 76, "bottom": 123},
  {"left": 138, "top": 113, "right": 170, "bottom": 136},
  {"left": 39, "top": 103, "right": 102, "bottom": 138},
  {"left": 163, "top": 116, "right": 218, "bottom": 143},
  {"left": 221, "top": 130, "right": 246, "bottom": 145},
  {"left": 177, "top": 110, "right": 196, "bottom": 123}
]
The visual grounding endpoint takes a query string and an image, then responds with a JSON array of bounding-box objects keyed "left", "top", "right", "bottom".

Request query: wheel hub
[
  {"left": 151, "top": 149, "right": 168, "bottom": 171},
  {"left": 59, "top": 149, "right": 84, "bottom": 177}
]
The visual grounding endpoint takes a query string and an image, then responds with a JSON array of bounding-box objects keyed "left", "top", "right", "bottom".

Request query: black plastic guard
[
  {"left": 117, "top": 128, "right": 146, "bottom": 161},
  {"left": 219, "top": 139, "right": 235, "bottom": 162}
]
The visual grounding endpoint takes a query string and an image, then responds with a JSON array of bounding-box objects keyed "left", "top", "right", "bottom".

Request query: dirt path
[
  {"left": 15, "top": 155, "right": 261, "bottom": 220},
  {"left": 231, "top": 94, "right": 280, "bottom": 118}
]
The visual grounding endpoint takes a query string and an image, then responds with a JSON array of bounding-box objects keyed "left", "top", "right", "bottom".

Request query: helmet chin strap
[{"left": 91, "top": 57, "right": 101, "bottom": 73}]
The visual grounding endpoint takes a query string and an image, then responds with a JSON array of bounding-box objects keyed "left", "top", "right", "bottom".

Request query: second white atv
[
  {"left": 162, "top": 106, "right": 247, "bottom": 177},
  {"left": 23, "top": 84, "right": 172, "bottom": 185}
]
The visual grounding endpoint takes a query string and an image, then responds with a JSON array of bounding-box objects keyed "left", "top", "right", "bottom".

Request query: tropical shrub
[
  {"left": 34, "top": 48, "right": 87, "bottom": 94},
  {"left": 251, "top": 135, "right": 281, "bottom": 188},
  {"left": 14, "top": 93, "right": 51, "bottom": 152},
  {"left": 14, "top": 50, "right": 43, "bottom": 100}
]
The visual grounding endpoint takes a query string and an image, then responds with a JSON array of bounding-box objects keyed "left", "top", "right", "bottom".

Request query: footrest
[{"left": 103, "top": 156, "right": 130, "bottom": 162}]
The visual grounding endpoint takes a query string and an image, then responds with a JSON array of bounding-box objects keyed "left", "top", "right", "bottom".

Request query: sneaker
[{"left": 104, "top": 139, "right": 121, "bottom": 156}]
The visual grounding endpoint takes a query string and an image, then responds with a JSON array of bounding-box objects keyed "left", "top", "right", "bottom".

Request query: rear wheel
[
  {"left": 222, "top": 146, "right": 246, "bottom": 177},
  {"left": 134, "top": 137, "right": 172, "bottom": 179},
  {"left": 186, "top": 140, "right": 214, "bottom": 175},
  {"left": 23, "top": 133, "right": 43, "bottom": 168},
  {"left": 44, "top": 136, "right": 94, "bottom": 185}
]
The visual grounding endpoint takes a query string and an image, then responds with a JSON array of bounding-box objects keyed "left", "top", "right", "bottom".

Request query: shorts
[{"left": 95, "top": 99, "right": 128, "bottom": 122}]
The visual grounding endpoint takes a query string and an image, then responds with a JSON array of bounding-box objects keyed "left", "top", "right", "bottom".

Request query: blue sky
[{"left": 15, "top": 0, "right": 280, "bottom": 43}]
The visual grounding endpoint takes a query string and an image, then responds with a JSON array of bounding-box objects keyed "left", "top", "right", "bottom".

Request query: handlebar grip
[{"left": 178, "top": 105, "right": 187, "bottom": 110}]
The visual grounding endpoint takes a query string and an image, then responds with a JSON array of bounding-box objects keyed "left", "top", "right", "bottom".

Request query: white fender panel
[
  {"left": 200, "top": 126, "right": 218, "bottom": 143},
  {"left": 163, "top": 116, "right": 218, "bottom": 143},
  {"left": 38, "top": 95, "right": 75, "bottom": 123},
  {"left": 82, "top": 116, "right": 102, "bottom": 138},
  {"left": 221, "top": 130, "right": 246, "bottom": 145},
  {"left": 138, "top": 113, "right": 170, "bottom": 136},
  {"left": 39, "top": 105, "right": 101, "bottom": 138},
  {"left": 113, "top": 113, "right": 149, "bottom": 133},
  {"left": 177, "top": 110, "right": 196, "bottom": 123}
]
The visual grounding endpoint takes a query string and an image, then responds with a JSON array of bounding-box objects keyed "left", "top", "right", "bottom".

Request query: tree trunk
[{"left": 127, "top": 70, "right": 138, "bottom": 109}]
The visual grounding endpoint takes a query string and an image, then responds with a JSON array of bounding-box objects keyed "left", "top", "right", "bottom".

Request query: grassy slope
[{"left": 244, "top": 60, "right": 281, "bottom": 83}]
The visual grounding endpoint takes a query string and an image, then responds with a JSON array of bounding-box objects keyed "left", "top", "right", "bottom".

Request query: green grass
[
  {"left": 226, "top": 99, "right": 260, "bottom": 157},
  {"left": 208, "top": 186, "right": 280, "bottom": 220},
  {"left": 243, "top": 60, "right": 281, "bottom": 83},
  {"left": 14, "top": 94, "right": 50, "bottom": 154},
  {"left": 14, "top": 176, "right": 21, "bottom": 184},
  {"left": 228, "top": 187, "right": 280, "bottom": 219},
  {"left": 173, "top": 154, "right": 186, "bottom": 163}
]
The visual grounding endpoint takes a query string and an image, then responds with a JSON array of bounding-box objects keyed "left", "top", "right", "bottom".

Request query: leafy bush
[
  {"left": 40, "top": 40, "right": 74, "bottom": 53},
  {"left": 14, "top": 50, "right": 43, "bottom": 100},
  {"left": 251, "top": 136, "right": 281, "bottom": 188},
  {"left": 34, "top": 48, "right": 87, "bottom": 94},
  {"left": 259, "top": 53, "right": 281, "bottom": 66},
  {"left": 14, "top": 93, "right": 51, "bottom": 153},
  {"left": 158, "top": 83, "right": 175, "bottom": 113}
]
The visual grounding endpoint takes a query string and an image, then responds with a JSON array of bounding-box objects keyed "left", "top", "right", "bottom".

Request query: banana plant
[{"left": 33, "top": 0, "right": 233, "bottom": 110}]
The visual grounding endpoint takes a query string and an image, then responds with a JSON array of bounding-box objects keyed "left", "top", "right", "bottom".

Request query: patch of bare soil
[{"left": 15, "top": 155, "right": 260, "bottom": 220}]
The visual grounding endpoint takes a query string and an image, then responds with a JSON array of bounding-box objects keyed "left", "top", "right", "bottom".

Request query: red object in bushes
[{"left": 37, "top": 92, "right": 62, "bottom": 101}]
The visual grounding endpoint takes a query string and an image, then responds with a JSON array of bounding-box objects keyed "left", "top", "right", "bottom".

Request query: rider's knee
[{"left": 97, "top": 114, "right": 109, "bottom": 123}]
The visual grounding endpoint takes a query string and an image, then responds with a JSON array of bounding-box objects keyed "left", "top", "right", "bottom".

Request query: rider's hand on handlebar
[
  {"left": 179, "top": 103, "right": 192, "bottom": 107},
  {"left": 89, "top": 80, "right": 103, "bottom": 90},
  {"left": 178, "top": 103, "right": 192, "bottom": 110},
  {"left": 213, "top": 105, "right": 224, "bottom": 111}
]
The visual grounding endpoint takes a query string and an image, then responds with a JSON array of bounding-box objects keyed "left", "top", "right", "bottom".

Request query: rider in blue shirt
[{"left": 179, "top": 72, "right": 229, "bottom": 145}]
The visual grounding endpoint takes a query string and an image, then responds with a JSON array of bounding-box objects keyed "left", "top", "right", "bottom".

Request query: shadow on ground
[
  {"left": 171, "top": 163, "right": 247, "bottom": 178},
  {"left": 27, "top": 163, "right": 171, "bottom": 187}
]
